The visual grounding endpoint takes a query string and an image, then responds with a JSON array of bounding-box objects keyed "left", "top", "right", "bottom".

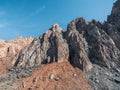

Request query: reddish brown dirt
[
  {"left": 0, "top": 56, "right": 15, "bottom": 75},
  {"left": 19, "top": 61, "right": 92, "bottom": 90},
  {"left": 0, "top": 58, "right": 7, "bottom": 75}
]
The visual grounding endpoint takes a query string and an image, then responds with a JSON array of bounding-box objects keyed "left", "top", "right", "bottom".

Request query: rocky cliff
[{"left": 0, "top": 0, "right": 120, "bottom": 90}]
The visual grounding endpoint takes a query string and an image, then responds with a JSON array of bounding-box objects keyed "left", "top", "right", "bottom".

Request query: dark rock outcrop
[
  {"left": 13, "top": 21, "right": 93, "bottom": 75},
  {"left": 14, "top": 24, "right": 69, "bottom": 69},
  {"left": 66, "top": 18, "right": 120, "bottom": 69}
]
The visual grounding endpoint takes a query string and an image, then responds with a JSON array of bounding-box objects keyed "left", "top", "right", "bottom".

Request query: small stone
[
  {"left": 55, "top": 77, "right": 60, "bottom": 81},
  {"left": 49, "top": 74, "right": 54, "bottom": 80},
  {"left": 73, "top": 73, "right": 77, "bottom": 77},
  {"left": 95, "top": 78, "right": 99, "bottom": 83}
]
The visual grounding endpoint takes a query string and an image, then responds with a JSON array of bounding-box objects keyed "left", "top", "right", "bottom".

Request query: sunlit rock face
[{"left": 0, "top": 37, "right": 33, "bottom": 58}]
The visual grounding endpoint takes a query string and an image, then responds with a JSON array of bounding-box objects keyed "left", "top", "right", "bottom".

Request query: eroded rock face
[
  {"left": 65, "top": 18, "right": 93, "bottom": 72},
  {"left": 13, "top": 14, "right": 120, "bottom": 78},
  {"left": 14, "top": 24, "right": 69, "bottom": 69},
  {"left": 66, "top": 18, "right": 120, "bottom": 69}
]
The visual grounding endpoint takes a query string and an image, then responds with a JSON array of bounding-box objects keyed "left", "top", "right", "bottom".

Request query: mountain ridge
[{"left": 0, "top": 0, "right": 120, "bottom": 90}]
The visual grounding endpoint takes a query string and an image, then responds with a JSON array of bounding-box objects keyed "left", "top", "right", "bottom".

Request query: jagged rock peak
[
  {"left": 50, "top": 23, "right": 63, "bottom": 33},
  {"left": 66, "top": 16, "right": 120, "bottom": 69},
  {"left": 67, "top": 18, "right": 102, "bottom": 32},
  {"left": 13, "top": 24, "right": 69, "bottom": 71},
  {"left": 108, "top": 0, "right": 120, "bottom": 29},
  {"left": 67, "top": 18, "right": 89, "bottom": 31}
]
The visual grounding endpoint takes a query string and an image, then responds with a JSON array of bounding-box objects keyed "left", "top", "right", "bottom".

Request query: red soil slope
[{"left": 19, "top": 61, "right": 92, "bottom": 90}]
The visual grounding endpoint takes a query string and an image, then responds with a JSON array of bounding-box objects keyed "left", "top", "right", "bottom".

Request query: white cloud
[{"left": 30, "top": 5, "right": 46, "bottom": 16}]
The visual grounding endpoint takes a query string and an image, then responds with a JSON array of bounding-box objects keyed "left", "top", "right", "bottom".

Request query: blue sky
[{"left": 0, "top": 0, "right": 116, "bottom": 40}]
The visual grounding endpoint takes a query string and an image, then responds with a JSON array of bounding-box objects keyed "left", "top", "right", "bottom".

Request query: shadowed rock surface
[{"left": 0, "top": 0, "right": 120, "bottom": 90}]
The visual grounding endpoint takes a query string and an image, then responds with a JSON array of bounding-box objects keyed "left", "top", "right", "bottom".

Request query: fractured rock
[{"left": 13, "top": 24, "right": 69, "bottom": 73}]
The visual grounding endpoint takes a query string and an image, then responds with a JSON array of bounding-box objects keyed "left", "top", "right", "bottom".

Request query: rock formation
[
  {"left": 14, "top": 24, "right": 69, "bottom": 69},
  {"left": 65, "top": 18, "right": 93, "bottom": 72},
  {"left": 0, "top": 0, "right": 120, "bottom": 90}
]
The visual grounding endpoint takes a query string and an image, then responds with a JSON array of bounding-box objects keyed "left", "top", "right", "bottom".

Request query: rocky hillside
[
  {"left": 0, "top": 0, "right": 120, "bottom": 90},
  {"left": 0, "top": 37, "right": 33, "bottom": 75}
]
